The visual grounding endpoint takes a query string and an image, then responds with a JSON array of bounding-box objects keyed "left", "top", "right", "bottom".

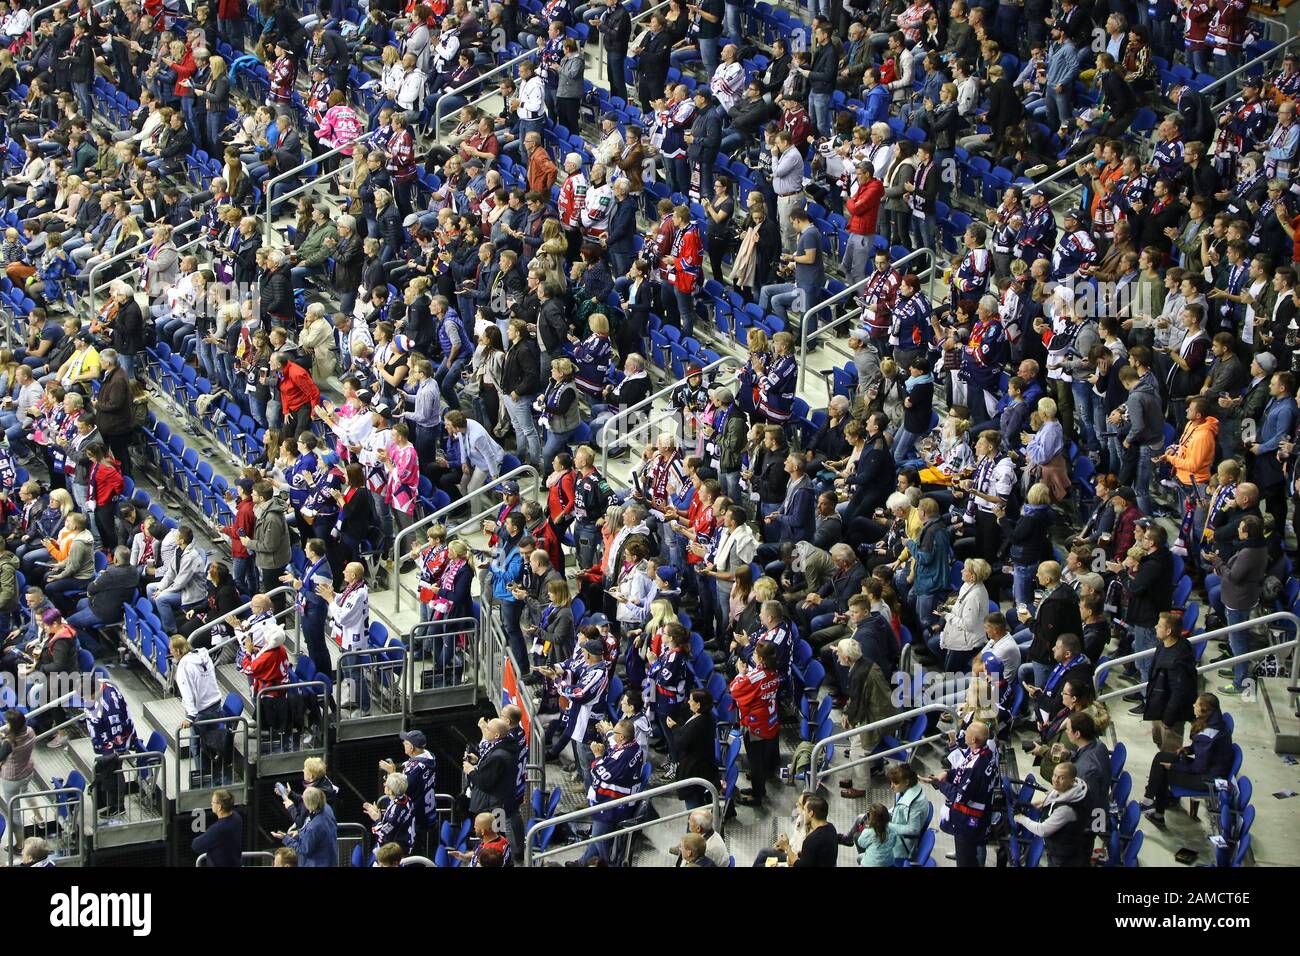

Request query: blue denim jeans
[
  {"left": 1132, "top": 624, "right": 1156, "bottom": 686},
  {"left": 893, "top": 426, "right": 918, "bottom": 463},
  {"left": 1012, "top": 564, "right": 1037, "bottom": 607},
  {"left": 1224, "top": 606, "right": 1252, "bottom": 690},
  {"left": 809, "top": 92, "right": 831, "bottom": 137},
  {"left": 698, "top": 36, "right": 720, "bottom": 79}
]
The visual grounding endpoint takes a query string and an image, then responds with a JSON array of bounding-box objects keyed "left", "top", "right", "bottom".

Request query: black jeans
[
  {"left": 953, "top": 831, "right": 986, "bottom": 867},
  {"left": 744, "top": 734, "right": 779, "bottom": 803},
  {"left": 94, "top": 753, "right": 126, "bottom": 814},
  {"left": 1146, "top": 751, "right": 1205, "bottom": 811}
]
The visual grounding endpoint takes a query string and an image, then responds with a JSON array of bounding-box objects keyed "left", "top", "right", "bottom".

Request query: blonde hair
[
  {"left": 1037, "top": 397, "right": 1058, "bottom": 420},
  {"left": 50, "top": 489, "right": 75, "bottom": 516},
  {"left": 447, "top": 539, "right": 476, "bottom": 571},
  {"left": 964, "top": 558, "right": 992, "bottom": 582},
  {"left": 746, "top": 328, "right": 769, "bottom": 354},
  {"left": 552, "top": 357, "right": 575, "bottom": 377},
  {"left": 589, "top": 313, "right": 610, "bottom": 336},
  {"left": 303, "top": 756, "right": 327, "bottom": 779},
  {"left": 1026, "top": 483, "right": 1052, "bottom": 506},
  {"left": 753, "top": 576, "right": 778, "bottom": 602},
  {"left": 646, "top": 598, "right": 676, "bottom": 635}
]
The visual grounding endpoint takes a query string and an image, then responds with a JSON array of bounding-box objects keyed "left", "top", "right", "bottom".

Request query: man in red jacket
[
  {"left": 730, "top": 640, "right": 781, "bottom": 808},
  {"left": 842, "top": 161, "right": 885, "bottom": 285},
  {"left": 272, "top": 353, "right": 321, "bottom": 438}
]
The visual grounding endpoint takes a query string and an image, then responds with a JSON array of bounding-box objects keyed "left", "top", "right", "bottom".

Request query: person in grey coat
[
  {"left": 556, "top": 40, "right": 586, "bottom": 135},
  {"left": 1207, "top": 515, "right": 1268, "bottom": 694}
]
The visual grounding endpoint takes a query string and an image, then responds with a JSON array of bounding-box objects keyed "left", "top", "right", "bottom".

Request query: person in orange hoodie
[{"left": 1157, "top": 395, "right": 1218, "bottom": 511}]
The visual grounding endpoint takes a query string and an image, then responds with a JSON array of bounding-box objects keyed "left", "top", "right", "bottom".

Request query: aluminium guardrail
[
  {"left": 392, "top": 463, "right": 543, "bottom": 611},
  {"left": 523, "top": 776, "right": 721, "bottom": 866}
]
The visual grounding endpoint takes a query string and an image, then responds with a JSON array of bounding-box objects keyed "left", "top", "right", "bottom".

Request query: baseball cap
[
  {"left": 237, "top": 477, "right": 256, "bottom": 493},
  {"left": 1027, "top": 187, "right": 1045, "bottom": 197},
  {"left": 1115, "top": 485, "right": 1136, "bottom": 502},
  {"left": 686, "top": 363, "right": 703, "bottom": 376},
  {"left": 356, "top": 388, "right": 374, "bottom": 405},
  {"left": 580, "top": 639, "right": 606, "bottom": 656},
  {"left": 848, "top": 328, "right": 869, "bottom": 343},
  {"left": 586, "top": 612, "right": 609, "bottom": 627},
  {"left": 500, "top": 480, "right": 520, "bottom": 495},
  {"left": 372, "top": 402, "right": 393, "bottom": 418},
  {"left": 601, "top": 111, "right": 619, "bottom": 123},
  {"left": 402, "top": 213, "right": 420, "bottom": 229},
  {"left": 400, "top": 730, "right": 427, "bottom": 748},
  {"left": 1065, "top": 207, "right": 1085, "bottom": 220}
]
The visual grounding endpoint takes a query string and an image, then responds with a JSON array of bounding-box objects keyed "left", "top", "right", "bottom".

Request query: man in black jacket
[
  {"left": 260, "top": 250, "right": 296, "bottom": 328},
  {"left": 307, "top": 21, "right": 351, "bottom": 91},
  {"left": 1171, "top": 85, "right": 1215, "bottom": 147},
  {"left": 192, "top": 789, "right": 244, "bottom": 867},
  {"left": 1141, "top": 612, "right": 1197, "bottom": 753},
  {"left": 808, "top": 23, "right": 839, "bottom": 137},
  {"left": 464, "top": 717, "right": 521, "bottom": 823},
  {"left": 592, "top": 0, "right": 632, "bottom": 105},
  {"left": 632, "top": 15, "right": 670, "bottom": 113},
  {"left": 68, "top": 546, "right": 138, "bottom": 654},
  {"left": 1123, "top": 523, "right": 1175, "bottom": 709},
  {"left": 686, "top": 90, "right": 722, "bottom": 203},
  {"left": 501, "top": 318, "right": 544, "bottom": 464},
  {"left": 722, "top": 82, "right": 779, "bottom": 154},
  {"left": 1016, "top": 561, "right": 1083, "bottom": 688}
]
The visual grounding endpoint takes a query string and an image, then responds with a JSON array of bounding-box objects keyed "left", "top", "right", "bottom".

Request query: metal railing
[
  {"left": 176, "top": 712, "right": 251, "bottom": 805},
  {"left": 1207, "top": 34, "right": 1300, "bottom": 108},
  {"left": 263, "top": 143, "right": 359, "bottom": 245},
  {"left": 433, "top": 47, "right": 541, "bottom": 135},
  {"left": 337, "top": 820, "right": 369, "bottom": 867},
  {"left": 86, "top": 220, "right": 201, "bottom": 312},
  {"left": 797, "top": 247, "right": 937, "bottom": 392},
  {"left": 196, "top": 851, "right": 276, "bottom": 866},
  {"left": 335, "top": 647, "right": 406, "bottom": 728},
  {"left": 598, "top": 354, "right": 744, "bottom": 474},
  {"left": 406, "top": 616, "right": 480, "bottom": 701},
  {"left": 808, "top": 699, "right": 963, "bottom": 793},
  {"left": 256, "top": 680, "right": 330, "bottom": 764},
  {"left": 481, "top": 607, "right": 546, "bottom": 796},
  {"left": 186, "top": 585, "right": 301, "bottom": 657},
  {"left": 6, "top": 788, "right": 87, "bottom": 866},
  {"left": 90, "top": 227, "right": 207, "bottom": 310},
  {"left": 1094, "top": 611, "right": 1299, "bottom": 708},
  {"left": 522, "top": 777, "right": 721, "bottom": 866},
  {"left": 31, "top": 0, "right": 114, "bottom": 28},
  {"left": 24, "top": 690, "right": 80, "bottom": 726},
  {"left": 392, "top": 463, "right": 543, "bottom": 611},
  {"left": 91, "top": 749, "right": 169, "bottom": 841}
]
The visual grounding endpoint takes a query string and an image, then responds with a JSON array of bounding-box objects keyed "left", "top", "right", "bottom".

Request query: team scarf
[{"left": 1202, "top": 481, "right": 1236, "bottom": 546}]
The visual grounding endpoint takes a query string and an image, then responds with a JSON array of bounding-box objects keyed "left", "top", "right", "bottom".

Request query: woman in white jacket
[{"left": 927, "top": 558, "right": 991, "bottom": 672}]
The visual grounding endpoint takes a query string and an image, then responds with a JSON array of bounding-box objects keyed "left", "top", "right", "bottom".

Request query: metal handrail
[
  {"left": 1204, "top": 33, "right": 1300, "bottom": 105},
  {"left": 405, "top": 616, "right": 479, "bottom": 697},
  {"left": 186, "top": 585, "right": 300, "bottom": 647},
  {"left": 257, "top": 680, "right": 329, "bottom": 761},
  {"left": 797, "top": 247, "right": 936, "bottom": 392},
  {"left": 808, "top": 700, "right": 962, "bottom": 792},
  {"left": 196, "top": 851, "right": 277, "bottom": 866},
  {"left": 522, "top": 776, "right": 722, "bottom": 866},
  {"left": 1094, "top": 611, "right": 1299, "bottom": 706},
  {"left": 90, "top": 231, "right": 207, "bottom": 306},
  {"left": 392, "top": 463, "right": 542, "bottom": 611},
  {"left": 175, "top": 712, "right": 251, "bottom": 805},
  {"left": 433, "top": 47, "right": 540, "bottom": 134},
  {"left": 596, "top": 0, "right": 673, "bottom": 82},
  {"left": 86, "top": 219, "right": 201, "bottom": 312},
  {"left": 598, "top": 354, "right": 744, "bottom": 474},
  {"left": 7, "top": 788, "right": 86, "bottom": 866},
  {"left": 24, "top": 690, "right": 80, "bottom": 725},
  {"left": 31, "top": 0, "right": 114, "bottom": 28},
  {"left": 262, "top": 143, "right": 359, "bottom": 244}
]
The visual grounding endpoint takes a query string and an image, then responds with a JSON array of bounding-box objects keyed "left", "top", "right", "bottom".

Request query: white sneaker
[{"left": 46, "top": 732, "right": 68, "bottom": 749}]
